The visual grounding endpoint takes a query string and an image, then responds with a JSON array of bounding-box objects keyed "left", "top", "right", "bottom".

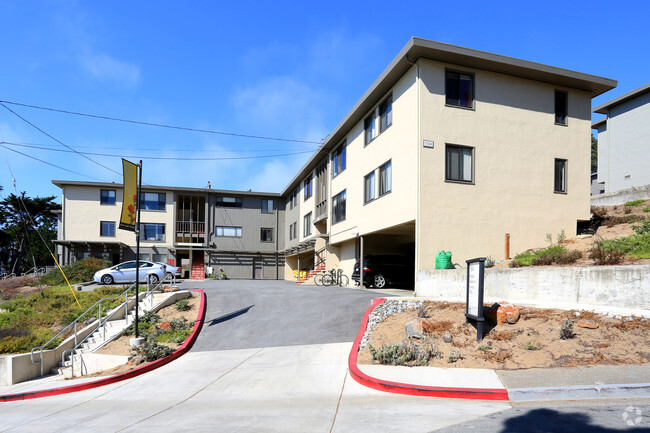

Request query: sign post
[{"left": 465, "top": 257, "right": 486, "bottom": 342}]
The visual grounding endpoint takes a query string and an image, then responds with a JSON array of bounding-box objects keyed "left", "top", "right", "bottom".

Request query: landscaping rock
[
  {"left": 593, "top": 341, "right": 610, "bottom": 349},
  {"left": 406, "top": 318, "right": 424, "bottom": 339},
  {"left": 443, "top": 331, "right": 453, "bottom": 343},
  {"left": 578, "top": 319, "right": 599, "bottom": 329},
  {"left": 484, "top": 302, "right": 520, "bottom": 324}
]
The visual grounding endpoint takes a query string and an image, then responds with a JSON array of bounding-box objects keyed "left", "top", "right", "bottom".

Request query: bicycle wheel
[
  {"left": 321, "top": 274, "right": 333, "bottom": 286},
  {"left": 314, "top": 274, "right": 323, "bottom": 286},
  {"left": 339, "top": 275, "right": 349, "bottom": 286}
]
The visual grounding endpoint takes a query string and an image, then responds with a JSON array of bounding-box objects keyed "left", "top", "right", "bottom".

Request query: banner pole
[{"left": 134, "top": 160, "right": 143, "bottom": 338}]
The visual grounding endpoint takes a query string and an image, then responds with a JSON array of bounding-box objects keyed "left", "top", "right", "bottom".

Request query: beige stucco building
[{"left": 53, "top": 38, "right": 616, "bottom": 289}]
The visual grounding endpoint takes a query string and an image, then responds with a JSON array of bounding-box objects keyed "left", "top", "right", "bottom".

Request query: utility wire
[
  {"left": 0, "top": 99, "right": 324, "bottom": 145},
  {"left": 4, "top": 140, "right": 319, "bottom": 152},
  {"left": 1, "top": 103, "right": 121, "bottom": 176},
  {"left": 0, "top": 144, "right": 105, "bottom": 181},
  {"left": 1, "top": 141, "right": 316, "bottom": 161}
]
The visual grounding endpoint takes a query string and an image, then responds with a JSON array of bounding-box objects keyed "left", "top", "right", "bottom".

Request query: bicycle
[{"left": 320, "top": 268, "right": 349, "bottom": 287}]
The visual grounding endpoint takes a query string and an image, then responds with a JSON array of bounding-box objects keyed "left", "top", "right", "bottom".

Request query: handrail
[
  {"left": 21, "top": 267, "right": 46, "bottom": 277},
  {"left": 1, "top": 272, "right": 16, "bottom": 279},
  {"left": 58, "top": 272, "right": 176, "bottom": 377}
]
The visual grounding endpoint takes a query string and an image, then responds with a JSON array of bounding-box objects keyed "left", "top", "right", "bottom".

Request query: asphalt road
[{"left": 181, "top": 279, "right": 397, "bottom": 351}]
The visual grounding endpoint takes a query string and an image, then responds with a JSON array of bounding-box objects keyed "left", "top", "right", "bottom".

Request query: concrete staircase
[
  {"left": 296, "top": 263, "right": 326, "bottom": 285},
  {"left": 51, "top": 292, "right": 171, "bottom": 378}
]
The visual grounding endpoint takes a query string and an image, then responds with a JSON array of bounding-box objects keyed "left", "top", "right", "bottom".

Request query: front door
[{"left": 253, "top": 258, "right": 263, "bottom": 279}]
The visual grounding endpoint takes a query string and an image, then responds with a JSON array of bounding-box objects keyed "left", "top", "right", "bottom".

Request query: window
[
  {"left": 364, "top": 172, "right": 375, "bottom": 203},
  {"left": 292, "top": 189, "right": 298, "bottom": 208},
  {"left": 554, "top": 159, "right": 567, "bottom": 193},
  {"left": 261, "top": 199, "right": 274, "bottom": 213},
  {"left": 304, "top": 176, "right": 313, "bottom": 200},
  {"left": 140, "top": 223, "right": 165, "bottom": 241},
  {"left": 303, "top": 212, "right": 312, "bottom": 237},
  {"left": 332, "top": 190, "right": 346, "bottom": 224},
  {"left": 140, "top": 192, "right": 166, "bottom": 210},
  {"left": 332, "top": 142, "right": 346, "bottom": 177},
  {"left": 364, "top": 112, "right": 377, "bottom": 145},
  {"left": 289, "top": 222, "right": 297, "bottom": 240},
  {"left": 216, "top": 226, "right": 242, "bottom": 237},
  {"left": 216, "top": 196, "right": 242, "bottom": 208},
  {"left": 261, "top": 228, "right": 274, "bottom": 242},
  {"left": 100, "top": 189, "right": 116, "bottom": 205},
  {"left": 445, "top": 145, "right": 474, "bottom": 183},
  {"left": 100, "top": 221, "right": 115, "bottom": 237},
  {"left": 446, "top": 71, "right": 474, "bottom": 108},
  {"left": 379, "top": 95, "right": 392, "bottom": 133},
  {"left": 379, "top": 160, "right": 392, "bottom": 196},
  {"left": 555, "top": 91, "right": 568, "bottom": 125},
  {"left": 152, "top": 253, "right": 167, "bottom": 263}
]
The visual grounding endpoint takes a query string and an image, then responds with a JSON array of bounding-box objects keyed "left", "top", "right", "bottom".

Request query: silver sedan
[{"left": 93, "top": 260, "right": 167, "bottom": 285}]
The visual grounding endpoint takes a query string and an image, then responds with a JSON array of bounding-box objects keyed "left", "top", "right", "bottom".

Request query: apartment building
[
  {"left": 52, "top": 180, "right": 282, "bottom": 280},
  {"left": 53, "top": 38, "right": 616, "bottom": 287},
  {"left": 592, "top": 83, "right": 650, "bottom": 195}
]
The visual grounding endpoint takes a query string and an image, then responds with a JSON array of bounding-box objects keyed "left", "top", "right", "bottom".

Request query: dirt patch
[
  {"left": 80, "top": 294, "right": 200, "bottom": 377},
  {"left": 357, "top": 301, "right": 650, "bottom": 370}
]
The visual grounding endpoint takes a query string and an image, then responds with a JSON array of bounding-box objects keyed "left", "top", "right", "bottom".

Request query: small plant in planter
[{"left": 218, "top": 267, "right": 227, "bottom": 280}]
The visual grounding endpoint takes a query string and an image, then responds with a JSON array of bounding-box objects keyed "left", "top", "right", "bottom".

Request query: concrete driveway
[{"left": 0, "top": 279, "right": 510, "bottom": 432}]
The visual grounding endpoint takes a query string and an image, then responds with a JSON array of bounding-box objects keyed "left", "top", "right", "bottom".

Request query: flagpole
[{"left": 134, "top": 160, "right": 143, "bottom": 338}]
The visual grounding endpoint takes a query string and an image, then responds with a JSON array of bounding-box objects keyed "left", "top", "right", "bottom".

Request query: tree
[
  {"left": 0, "top": 193, "right": 61, "bottom": 274},
  {"left": 591, "top": 133, "right": 598, "bottom": 173}
]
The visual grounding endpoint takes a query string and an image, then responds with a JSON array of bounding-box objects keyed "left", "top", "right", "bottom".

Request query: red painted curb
[
  {"left": 0, "top": 290, "right": 207, "bottom": 402},
  {"left": 348, "top": 298, "right": 509, "bottom": 401}
]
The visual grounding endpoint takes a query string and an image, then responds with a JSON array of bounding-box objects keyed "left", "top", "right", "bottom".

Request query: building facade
[
  {"left": 53, "top": 38, "right": 616, "bottom": 287},
  {"left": 592, "top": 83, "right": 650, "bottom": 195}
]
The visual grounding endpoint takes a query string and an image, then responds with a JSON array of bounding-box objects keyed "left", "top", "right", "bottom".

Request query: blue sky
[{"left": 0, "top": 0, "right": 648, "bottom": 203}]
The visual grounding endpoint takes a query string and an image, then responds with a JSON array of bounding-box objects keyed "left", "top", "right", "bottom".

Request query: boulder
[
  {"left": 577, "top": 319, "right": 599, "bottom": 329},
  {"left": 406, "top": 318, "right": 424, "bottom": 339},
  {"left": 485, "top": 302, "right": 520, "bottom": 325},
  {"left": 442, "top": 331, "right": 453, "bottom": 343}
]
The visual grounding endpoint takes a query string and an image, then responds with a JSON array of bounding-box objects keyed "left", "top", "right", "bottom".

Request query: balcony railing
[
  {"left": 315, "top": 199, "right": 328, "bottom": 222},
  {"left": 176, "top": 221, "right": 205, "bottom": 234}
]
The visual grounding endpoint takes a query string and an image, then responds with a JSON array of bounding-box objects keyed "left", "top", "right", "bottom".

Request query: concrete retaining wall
[
  {"left": 417, "top": 264, "right": 650, "bottom": 311},
  {"left": 591, "top": 184, "right": 650, "bottom": 207}
]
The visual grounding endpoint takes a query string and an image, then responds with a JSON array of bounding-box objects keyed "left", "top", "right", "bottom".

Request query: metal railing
[
  {"left": 176, "top": 221, "right": 205, "bottom": 234},
  {"left": 0, "top": 272, "right": 16, "bottom": 280},
  {"left": 31, "top": 273, "right": 175, "bottom": 377},
  {"left": 21, "top": 267, "right": 46, "bottom": 277}
]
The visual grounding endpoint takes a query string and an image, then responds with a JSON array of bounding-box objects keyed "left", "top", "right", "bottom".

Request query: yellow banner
[{"left": 119, "top": 159, "right": 138, "bottom": 231}]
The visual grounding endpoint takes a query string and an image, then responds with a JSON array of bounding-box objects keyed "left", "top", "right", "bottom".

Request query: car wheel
[
  {"left": 101, "top": 274, "right": 114, "bottom": 285},
  {"left": 149, "top": 274, "right": 159, "bottom": 285},
  {"left": 373, "top": 274, "right": 386, "bottom": 289}
]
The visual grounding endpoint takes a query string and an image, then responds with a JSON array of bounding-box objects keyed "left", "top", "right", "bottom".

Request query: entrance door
[{"left": 253, "top": 258, "right": 263, "bottom": 279}]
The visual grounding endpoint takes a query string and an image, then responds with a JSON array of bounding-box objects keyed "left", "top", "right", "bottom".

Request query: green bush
[
  {"left": 174, "top": 298, "right": 190, "bottom": 311},
  {"left": 632, "top": 219, "right": 650, "bottom": 235},
  {"left": 122, "top": 311, "right": 160, "bottom": 337},
  {"left": 643, "top": 206, "right": 650, "bottom": 213},
  {"left": 131, "top": 335, "right": 173, "bottom": 362},
  {"left": 589, "top": 239, "right": 626, "bottom": 265},
  {"left": 599, "top": 234, "right": 650, "bottom": 259},
  {"left": 625, "top": 199, "right": 645, "bottom": 207},
  {"left": 369, "top": 338, "right": 440, "bottom": 366},
  {"left": 42, "top": 258, "right": 111, "bottom": 285},
  {"left": 511, "top": 245, "right": 581, "bottom": 267}
]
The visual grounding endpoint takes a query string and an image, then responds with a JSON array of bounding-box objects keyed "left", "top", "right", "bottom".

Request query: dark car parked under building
[{"left": 351, "top": 254, "right": 414, "bottom": 288}]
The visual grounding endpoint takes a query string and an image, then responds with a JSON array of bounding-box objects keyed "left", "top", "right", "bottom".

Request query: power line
[
  {"left": 0, "top": 99, "right": 324, "bottom": 145},
  {"left": 1, "top": 141, "right": 315, "bottom": 161},
  {"left": 0, "top": 144, "right": 105, "bottom": 181},
  {"left": 1, "top": 103, "right": 121, "bottom": 176}
]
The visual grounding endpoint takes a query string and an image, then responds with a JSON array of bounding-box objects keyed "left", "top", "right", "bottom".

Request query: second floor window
[
  {"left": 304, "top": 176, "right": 313, "bottom": 200},
  {"left": 100, "top": 189, "right": 116, "bottom": 205},
  {"left": 289, "top": 222, "right": 297, "bottom": 240},
  {"left": 140, "top": 192, "right": 166, "bottom": 210},
  {"left": 446, "top": 144, "right": 474, "bottom": 183},
  {"left": 261, "top": 199, "right": 274, "bottom": 213},
  {"left": 364, "top": 172, "right": 375, "bottom": 203},
  {"left": 140, "top": 223, "right": 165, "bottom": 241},
  {"left": 379, "top": 160, "right": 392, "bottom": 196},
  {"left": 332, "top": 190, "right": 346, "bottom": 224},
  {"left": 216, "top": 226, "right": 242, "bottom": 237},
  {"left": 216, "top": 196, "right": 242, "bottom": 208},
  {"left": 554, "top": 159, "right": 567, "bottom": 193},
  {"left": 303, "top": 212, "right": 312, "bottom": 236},
  {"left": 446, "top": 70, "right": 474, "bottom": 108},
  {"left": 555, "top": 91, "right": 568, "bottom": 125},
  {"left": 261, "top": 228, "right": 274, "bottom": 242},
  {"left": 100, "top": 221, "right": 115, "bottom": 237},
  {"left": 332, "top": 143, "right": 346, "bottom": 177}
]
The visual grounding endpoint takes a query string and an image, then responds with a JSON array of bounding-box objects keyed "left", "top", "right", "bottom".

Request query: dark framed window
[
  {"left": 303, "top": 212, "right": 312, "bottom": 236},
  {"left": 554, "top": 159, "right": 567, "bottom": 193},
  {"left": 100, "top": 221, "right": 115, "bottom": 237},
  {"left": 140, "top": 223, "right": 165, "bottom": 241},
  {"left": 446, "top": 70, "right": 474, "bottom": 108},
  {"left": 555, "top": 91, "right": 568, "bottom": 125},
  {"left": 261, "top": 228, "right": 274, "bottom": 242},
  {"left": 216, "top": 226, "right": 242, "bottom": 237},
  {"left": 261, "top": 199, "right": 274, "bottom": 213},
  {"left": 364, "top": 113, "right": 377, "bottom": 145},
  {"left": 379, "top": 160, "right": 392, "bottom": 196},
  {"left": 379, "top": 95, "right": 392, "bottom": 133},
  {"left": 140, "top": 192, "right": 166, "bottom": 210},
  {"left": 332, "top": 142, "right": 346, "bottom": 177},
  {"left": 304, "top": 176, "right": 313, "bottom": 200},
  {"left": 100, "top": 189, "right": 116, "bottom": 205},
  {"left": 289, "top": 222, "right": 297, "bottom": 240},
  {"left": 445, "top": 144, "right": 474, "bottom": 183},
  {"left": 216, "top": 196, "right": 242, "bottom": 208},
  {"left": 332, "top": 190, "right": 346, "bottom": 224},
  {"left": 364, "top": 171, "right": 375, "bottom": 203},
  {"left": 292, "top": 189, "right": 298, "bottom": 208}
]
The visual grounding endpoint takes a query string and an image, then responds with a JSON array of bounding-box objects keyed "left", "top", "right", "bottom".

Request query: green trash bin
[{"left": 435, "top": 250, "right": 454, "bottom": 269}]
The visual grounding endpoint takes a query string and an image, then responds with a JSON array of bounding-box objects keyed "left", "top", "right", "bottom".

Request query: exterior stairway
[
  {"left": 51, "top": 292, "right": 171, "bottom": 378},
  {"left": 190, "top": 257, "right": 205, "bottom": 280},
  {"left": 296, "top": 262, "right": 327, "bottom": 285}
]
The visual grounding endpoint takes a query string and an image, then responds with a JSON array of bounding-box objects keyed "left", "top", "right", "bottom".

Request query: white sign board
[{"left": 467, "top": 261, "right": 481, "bottom": 317}]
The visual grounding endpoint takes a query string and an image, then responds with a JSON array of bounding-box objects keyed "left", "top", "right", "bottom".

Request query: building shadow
[
  {"left": 206, "top": 305, "right": 254, "bottom": 327},
  {"left": 499, "top": 408, "right": 649, "bottom": 433}
]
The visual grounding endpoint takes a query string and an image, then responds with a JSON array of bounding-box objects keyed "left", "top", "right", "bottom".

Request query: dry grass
[
  {"left": 614, "top": 316, "right": 650, "bottom": 331},
  {"left": 478, "top": 349, "right": 512, "bottom": 362},
  {"left": 422, "top": 320, "right": 453, "bottom": 334},
  {"left": 486, "top": 330, "right": 516, "bottom": 341}
]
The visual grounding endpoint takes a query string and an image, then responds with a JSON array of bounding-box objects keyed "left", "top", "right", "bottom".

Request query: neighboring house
[
  {"left": 52, "top": 180, "right": 283, "bottom": 280},
  {"left": 592, "top": 83, "right": 650, "bottom": 195},
  {"left": 53, "top": 38, "right": 616, "bottom": 287}
]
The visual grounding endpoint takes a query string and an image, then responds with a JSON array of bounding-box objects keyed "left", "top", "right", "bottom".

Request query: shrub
[
  {"left": 41, "top": 258, "right": 111, "bottom": 285},
  {"left": 624, "top": 206, "right": 632, "bottom": 215},
  {"left": 591, "top": 206, "right": 608, "bottom": 217},
  {"left": 174, "top": 298, "right": 190, "bottom": 311},
  {"left": 643, "top": 206, "right": 650, "bottom": 213},
  {"left": 632, "top": 219, "right": 650, "bottom": 235},
  {"left": 447, "top": 350, "right": 463, "bottom": 363},
  {"left": 122, "top": 311, "right": 160, "bottom": 337},
  {"left": 525, "top": 341, "right": 540, "bottom": 350},
  {"left": 555, "top": 250, "right": 583, "bottom": 265},
  {"left": 589, "top": 240, "right": 626, "bottom": 265},
  {"left": 625, "top": 200, "right": 645, "bottom": 207},
  {"left": 131, "top": 335, "right": 173, "bottom": 362},
  {"left": 556, "top": 229, "right": 566, "bottom": 244},
  {"left": 560, "top": 320, "right": 575, "bottom": 339},
  {"left": 485, "top": 256, "right": 495, "bottom": 268},
  {"left": 514, "top": 245, "right": 581, "bottom": 267},
  {"left": 369, "top": 338, "right": 440, "bottom": 366},
  {"left": 598, "top": 234, "right": 650, "bottom": 260}
]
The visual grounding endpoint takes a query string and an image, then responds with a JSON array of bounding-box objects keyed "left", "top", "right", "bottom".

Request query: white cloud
[{"left": 80, "top": 52, "right": 141, "bottom": 86}]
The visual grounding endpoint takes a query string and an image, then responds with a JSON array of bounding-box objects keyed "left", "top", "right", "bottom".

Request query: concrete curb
[
  {"left": 347, "top": 298, "right": 509, "bottom": 401},
  {"left": 508, "top": 383, "right": 650, "bottom": 402},
  {"left": 0, "top": 289, "right": 206, "bottom": 402}
]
